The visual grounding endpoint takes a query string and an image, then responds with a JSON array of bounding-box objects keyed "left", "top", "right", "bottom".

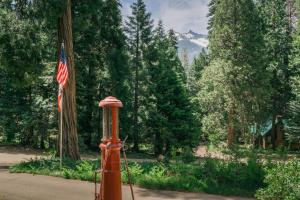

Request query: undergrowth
[{"left": 9, "top": 156, "right": 265, "bottom": 197}]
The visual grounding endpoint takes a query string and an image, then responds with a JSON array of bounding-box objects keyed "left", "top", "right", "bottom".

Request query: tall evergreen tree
[
  {"left": 207, "top": 0, "right": 219, "bottom": 35},
  {"left": 168, "top": 30, "right": 187, "bottom": 85},
  {"left": 147, "top": 21, "right": 197, "bottom": 155},
  {"left": 73, "top": 0, "right": 103, "bottom": 149},
  {"left": 74, "top": 0, "right": 129, "bottom": 149},
  {"left": 100, "top": 0, "right": 130, "bottom": 141},
  {"left": 258, "top": 0, "right": 293, "bottom": 149},
  {"left": 181, "top": 48, "right": 189, "bottom": 75},
  {"left": 188, "top": 50, "right": 209, "bottom": 141},
  {"left": 125, "top": 0, "right": 154, "bottom": 151},
  {"left": 201, "top": 0, "right": 270, "bottom": 146},
  {"left": 188, "top": 50, "right": 209, "bottom": 96},
  {"left": 0, "top": 0, "right": 49, "bottom": 146},
  {"left": 287, "top": 0, "right": 300, "bottom": 144}
]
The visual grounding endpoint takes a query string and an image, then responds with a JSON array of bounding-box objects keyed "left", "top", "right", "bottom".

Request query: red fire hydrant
[{"left": 98, "top": 96, "right": 123, "bottom": 200}]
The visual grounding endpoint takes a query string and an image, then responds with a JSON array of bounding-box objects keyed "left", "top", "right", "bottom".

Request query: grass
[{"left": 9, "top": 155, "right": 265, "bottom": 197}]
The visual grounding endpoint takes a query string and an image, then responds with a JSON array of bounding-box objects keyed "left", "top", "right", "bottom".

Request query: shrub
[
  {"left": 10, "top": 157, "right": 266, "bottom": 197},
  {"left": 121, "top": 162, "right": 143, "bottom": 183},
  {"left": 255, "top": 159, "right": 300, "bottom": 200},
  {"left": 180, "top": 147, "right": 196, "bottom": 163}
]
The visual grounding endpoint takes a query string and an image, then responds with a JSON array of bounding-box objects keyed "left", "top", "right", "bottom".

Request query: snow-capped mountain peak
[
  {"left": 177, "top": 30, "right": 208, "bottom": 48},
  {"left": 185, "top": 31, "right": 195, "bottom": 39},
  {"left": 176, "top": 30, "right": 209, "bottom": 63}
]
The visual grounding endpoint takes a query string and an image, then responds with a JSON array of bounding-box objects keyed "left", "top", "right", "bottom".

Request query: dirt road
[{"left": 0, "top": 147, "right": 42, "bottom": 168}]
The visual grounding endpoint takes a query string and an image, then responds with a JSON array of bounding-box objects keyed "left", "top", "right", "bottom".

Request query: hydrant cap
[{"left": 99, "top": 96, "right": 123, "bottom": 108}]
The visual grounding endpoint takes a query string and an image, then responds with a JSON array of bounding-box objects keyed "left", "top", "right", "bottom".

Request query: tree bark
[
  {"left": 83, "top": 64, "right": 94, "bottom": 149},
  {"left": 227, "top": 0, "right": 236, "bottom": 148},
  {"left": 154, "top": 132, "right": 163, "bottom": 156},
  {"left": 39, "top": 122, "right": 46, "bottom": 149},
  {"left": 271, "top": 114, "right": 276, "bottom": 150},
  {"left": 57, "top": 0, "right": 80, "bottom": 160},
  {"left": 227, "top": 109, "right": 234, "bottom": 147}
]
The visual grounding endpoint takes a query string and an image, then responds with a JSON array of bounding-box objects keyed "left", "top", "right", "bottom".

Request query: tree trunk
[
  {"left": 40, "top": 122, "right": 46, "bottom": 149},
  {"left": 154, "top": 132, "right": 163, "bottom": 156},
  {"left": 287, "top": 0, "right": 296, "bottom": 30},
  {"left": 227, "top": 109, "right": 234, "bottom": 147},
  {"left": 83, "top": 64, "right": 94, "bottom": 149},
  {"left": 271, "top": 114, "right": 276, "bottom": 150},
  {"left": 227, "top": 0, "right": 236, "bottom": 148},
  {"left": 57, "top": 0, "right": 80, "bottom": 160}
]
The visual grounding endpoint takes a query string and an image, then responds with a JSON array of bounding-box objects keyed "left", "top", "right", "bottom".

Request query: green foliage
[
  {"left": 0, "top": 1, "right": 56, "bottom": 147},
  {"left": 179, "top": 147, "right": 197, "bottom": 163},
  {"left": 287, "top": 0, "right": 300, "bottom": 144},
  {"left": 207, "top": 0, "right": 219, "bottom": 35},
  {"left": 188, "top": 49, "right": 209, "bottom": 96},
  {"left": 258, "top": 0, "right": 293, "bottom": 138},
  {"left": 10, "top": 158, "right": 99, "bottom": 181},
  {"left": 199, "top": 0, "right": 271, "bottom": 144},
  {"left": 256, "top": 160, "right": 300, "bottom": 200},
  {"left": 124, "top": 0, "right": 154, "bottom": 151},
  {"left": 10, "top": 157, "right": 265, "bottom": 197},
  {"left": 0, "top": 0, "right": 199, "bottom": 156},
  {"left": 146, "top": 22, "right": 198, "bottom": 155},
  {"left": 197, "top": 60, "right": 229, "bottom": 143},
  {"left": 121, "top": 162, "right": 143, "bottom": 183},
  {"left": 286, "top": 76, "right": 300, "bottom": 143},
  {"left": 74, "top": 0, "right": 130, "bottom": 149}
]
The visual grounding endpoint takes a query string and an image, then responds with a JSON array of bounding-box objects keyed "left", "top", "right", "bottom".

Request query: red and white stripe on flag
[{"left": 57, "top": 43, "right": 69, "bottom": 112}]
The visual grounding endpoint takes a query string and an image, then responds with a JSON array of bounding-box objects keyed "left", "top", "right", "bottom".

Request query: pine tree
[
  {"left": 166, "top": 28, "right": 197, "bottom": 152},
  {"left": 73, "top": 0, "right": 103, "bottom": 149},
  {"left": 125, "top": 0, "right": 154, "bottom": 151},
  {"left": 181, "top": 48, "right": 189, "bottom": 75},
  {"left": 201, "top": 0, "right": 270, "bottom": 146},
  {"left": 168, "top": 29, "right": 187, "bottom": 84},
  {"left": 0, "top": 0, "right": 48, "bottom": 145},
  {"left": 188, "top": 50, "right": 209, "bottom": 141},
  {"left": 101, "top": 0, "right": 131, "bottom": 141},
  {"left": 147, "top": 21, "right": 196, "bottom": 155},
  {"left": 73, "top": 0, "right": 129, "bottom": 149},
  {"left": 287, "top": 0, "right": 300, "bottom": 144},
  {"left": 258, "top": 0, "right": 293, "bottom": 149},
  {"left": 207, "top": 0, "right": 219, "bottom": 35},
  {"left": 188, "top": 50, "right": 209, "bottom": 96}
]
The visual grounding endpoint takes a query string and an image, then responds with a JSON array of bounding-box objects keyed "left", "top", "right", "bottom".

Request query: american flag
[{"left": 57, "top": 43, "right": 69, "bottom": 112}]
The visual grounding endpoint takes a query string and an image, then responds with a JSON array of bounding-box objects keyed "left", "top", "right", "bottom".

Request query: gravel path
[{"left": 0, "top": 147, "right": 42, "bottom": 168}]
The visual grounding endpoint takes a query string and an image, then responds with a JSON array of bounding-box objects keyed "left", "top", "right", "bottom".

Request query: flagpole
[
  {"left": 60, "top": 95, "right": 63, "bottom": 168},
  {"left": 58, "top": 41, "right": 67, "bottom": 168}
]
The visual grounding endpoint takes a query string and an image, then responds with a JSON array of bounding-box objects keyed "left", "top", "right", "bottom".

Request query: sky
[{"left": 121, "top": 0, "right": 210, "bottom": 35}]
